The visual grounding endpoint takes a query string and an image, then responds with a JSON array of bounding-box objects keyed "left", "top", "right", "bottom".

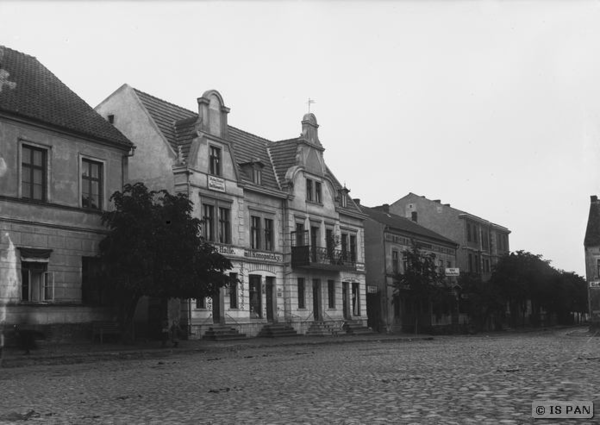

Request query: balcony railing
[{"left": 291, "top": 245, "right": 356, "bottom": 271}]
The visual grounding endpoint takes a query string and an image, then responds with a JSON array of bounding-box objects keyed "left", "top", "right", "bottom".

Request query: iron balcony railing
[{"left": 291, "top": 231, "right": 356, "bottom": 270}]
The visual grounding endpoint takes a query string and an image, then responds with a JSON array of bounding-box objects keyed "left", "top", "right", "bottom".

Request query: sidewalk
[{"left": 0, "top": 333, "right": 434, "bottom": 369}]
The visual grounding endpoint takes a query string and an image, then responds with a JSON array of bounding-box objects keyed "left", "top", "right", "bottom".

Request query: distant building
[
  {"left": 584, "top": 195, "right": 600, "bottom": 330},
  {"left": 96, "top": 85, "right": 368, "bottom": 338},
  {"left": 359, "top": 203, "right": 459, "bottom": 333},
  {"left": 0, "top": 46, "right": 134, "bottom": 340},
  {"left": 389, "top": 193, "right": 510, "bottom": 281}
]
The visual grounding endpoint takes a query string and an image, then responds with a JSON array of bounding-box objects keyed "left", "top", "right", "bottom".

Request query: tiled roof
[
  {"left": 585, "top": 196, "right": 600, "bottom": 247},
  {"left": 0, "top": 45, "right": 132, "bottom": 148},
  {"left": 360, "top": 205, "right": 458, "bottom": 247},
  {"left": 133, "top": 88, "right": 196, "bottom": 153},
  {"left": 229, "top": 126, "right": 279, "bottom": 190},
  {"left": 268, "top": 139, "right": 299, "bottom": 187}
]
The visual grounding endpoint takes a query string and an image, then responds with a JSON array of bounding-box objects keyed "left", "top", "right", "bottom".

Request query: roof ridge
[
  {"left": 132, "top": 87, "right": 197, "bottom": 116},
  {"left": 0, "top": 45, "right": 36, "bottom": 60}
]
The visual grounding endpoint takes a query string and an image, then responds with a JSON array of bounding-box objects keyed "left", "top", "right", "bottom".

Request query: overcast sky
[{"left": 2, "top": 1, "right": 599, "bottom": 276}]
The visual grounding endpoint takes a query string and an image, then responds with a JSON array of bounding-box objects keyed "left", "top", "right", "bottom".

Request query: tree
[
  {"left": 99, "top": 182, "right": 233, "bottom": 341},
  {"left": 458, "top": 272, "right": 504, "bottom": 331},
  {"left": 393, "top": 245, "right": 452, "bottom": 334}
]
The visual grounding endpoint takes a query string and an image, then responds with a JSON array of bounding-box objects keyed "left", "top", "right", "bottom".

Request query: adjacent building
[
  {"left": 95, "top": 85, "right": 368, "bottom": 338},
  {"left": 359, "top": 203, "right": 459, "bottom": 333},
  {"left": 584, "top": 195, "right": 600, "bottom": 330},
  {"left": 0, "top": 46, "right": 134, "bottom": 340},
  {"left": 389, "top": 193, "right": 510, "bottom": 281}
]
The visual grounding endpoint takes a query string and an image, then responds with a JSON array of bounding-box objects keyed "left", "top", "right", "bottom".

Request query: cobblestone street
[{"left": 1, "top": 330, "right": 600, "bottom": 424}]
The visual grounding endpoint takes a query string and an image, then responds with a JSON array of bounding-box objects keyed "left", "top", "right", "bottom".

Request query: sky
[{"left": 2, "top": 0, "right": 600, "bottom": 276}]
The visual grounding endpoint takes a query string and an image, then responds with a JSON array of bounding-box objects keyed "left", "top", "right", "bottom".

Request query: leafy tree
[
  {"left": 393, "top": 245, "right": 452, "bottom": 334},
  {"left": 458, "top": 272, "right": 505, "bottom": 331},
  {"left": 99, "top": 182, "right": 232, "bottom": 341}
]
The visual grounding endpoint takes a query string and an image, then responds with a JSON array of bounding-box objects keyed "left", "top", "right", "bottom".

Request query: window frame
[
  {"left": 218, "top": 207, "right": 231, "bottom": 244},
  {"left": 251, "top": 215, "right": 261, "bottom": 249},
  {"left": 209, "top": 145, "right": 222, "bottom": 176},
  {"left": 315, "top": 181, "right": 322, "bottom": 204},
  {"left": 80, "top": 156, "right": 105, "bottom": 210},
  {"left": 21, "top": 144, "right": 48, "bottom": 202},
  {"left": 327, "top": 279, "right": 335, "bottom": 309},
  {"left": 298, "top": 277, "right": 306, "bottom": 309},
  {"left": 306, "top": 179, "right": 313, "bottom": 202},
  {"left": 264, "top": 218, "right": 274, "bottom": 251},
  {"left": 20, "top": 261, "right": 54, "bottom": 303}
]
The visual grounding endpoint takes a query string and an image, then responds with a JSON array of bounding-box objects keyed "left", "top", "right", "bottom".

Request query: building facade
[
  {"left": 0, "top": 46, "right": 134, "bottom": 341},
  {"left": 389, "top": 193, "right": 510, "bottom": 281},
  {"left": 360, "top": 204, "right": 459, "bottom": 333},
  {"left": 96, "top": 85, "right": 367, "bottom": 338},
  {"left": 584, "top": 195, "right": 600, "bottom": 330}
]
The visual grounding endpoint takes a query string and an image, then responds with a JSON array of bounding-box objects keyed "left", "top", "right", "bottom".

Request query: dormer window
[
  {"left": 339, "top": 186, "right": 350, "bottom": 208},
  {"left": 209, "top": 146, "right": 221, "bottom": 176},
  {"left": 240, "top": 158, "right": 264, "bottom": 186}
]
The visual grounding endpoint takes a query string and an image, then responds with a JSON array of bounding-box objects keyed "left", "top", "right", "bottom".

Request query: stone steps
[
  {"left": 202, "top": 325, "right": 247, "bottom": 341},
  {"left": 257, "top": 323, "right": 299, "bottom": 338},
  {"left": 343, "top": 321, "right": 374, "bottom": 335}
]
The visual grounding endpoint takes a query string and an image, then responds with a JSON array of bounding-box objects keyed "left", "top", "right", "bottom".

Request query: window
[
  {"left": 295, "top": 223, "right": 306, "bottom": 246},
  {"left": 392, "top": 250, "right": 399, "bottom": 274},
  {"left": 341, "top": 233, "right": 348, "bottom": 261},
  {"left": 249, "top": 275, "right": 262, "bottom": 318},
  {"left": 196, "top": 297, "right": 206, "bottom": 309},
  {"left": 21, "top": 262, "right": 53, "bottom": 302},
  {"left": 474, "top": 255, "right": 480, "bottom": 273},
  {"left": 340, "top": 192, "right": 348, "bottom": 208},
  {"left": 306, "top": 179, "right": 313, "bottom": 201},
  {"left": 203, "top": 204, "right": 215, "bottom": 241},
  {"left": 597, "top": 259, "right": 600, "bottom": 278},
  {"left": 350, "top": 235, "right": 357, "bottom": 262},
  {"left": 468, "top": 253, "right": 473, "bottom": 273},
  {"left": 251, "top": 216, "right": 261, "bottom": 249},
  {"left": 82, "top": 257, "right": 106, "bottom": 306},
  {"left": 352, "top": 282, "right": 360, "bottom": 315},
  {"left": 328, "top": 280, "right": 335, "bottom": 308},
  {"left": 253, "top": 168, "right": 262, "bottom": 185},
  {"left": 229, "top": 273, "right": 238, "bottom": 309},
  {"left": 411, "top": 211, "right": 418, "bottom": 222},
  {"left": 482, "top": 230, "right": 489, "bottom": 251},
  {"left": 218, "top": 207, "right": 231, "bottom": 244},
  {"left": 298, "top": 278, "right": 306, "bottom": 309},
  {"left": 467, "top": 223, "right": 472, "bottom": 242},
  {"left": 22, "top": 145, "right": 47, "bottom": 201},
  {"left": 473, "top": 225, "right": 479, "bottom": 243},
  {"left": 264, "top": 218, "right": 274, "bottom": 251},
  {"left": 315, "top": 182, "right": 322, "bottom": 203},
  {"left": 326, "top": 229, "right": 335, "bottom": 258},
  {"left": 82, "top": 158, "right": 103, "bottom": 209},
  {"left": 209, "top": 146, "right": 221, "bottom": 176}
]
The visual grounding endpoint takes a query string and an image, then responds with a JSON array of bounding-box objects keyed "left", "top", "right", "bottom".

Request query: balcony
[{"left": 291, "top": 231, "right": 356, "bottom": 271}]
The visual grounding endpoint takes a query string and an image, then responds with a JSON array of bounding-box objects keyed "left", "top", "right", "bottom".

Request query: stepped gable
[
  {"left": 228, "top": 126, "right": 280, "bottom": 191},
  {"left": 360, "top": 205, "right": 458, "bottom": 247},
  {"left": 0, "top": 45, "right": 132, "bottom": 148},
  {"left": 585, "top": 195, "right": 600, "bottom": 247},
  {"left": 133, "top": 88, "right": 196, "bottom": 153}
]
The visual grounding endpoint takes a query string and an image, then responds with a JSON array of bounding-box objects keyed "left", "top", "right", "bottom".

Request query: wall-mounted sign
[
  {"left": 208, "top": 175, "right": 226, "bottom": 192},
  {"left": 445, "top": 268, "right": 460, "bottom": 277},
  {"left": 590, "top": 281, "right": 600, "bottom": 288},
  {"left": 244, "top": 250, "right": 282, "bottom": 262},
  {"left": 214, "top": 244, "right": 244, "bottom": 257},
  {"left": 356, "top": 263, "right": 365, "bottom": 272},
  {"left": 367, "top": 285, "right": 378, "bottom": 293}
]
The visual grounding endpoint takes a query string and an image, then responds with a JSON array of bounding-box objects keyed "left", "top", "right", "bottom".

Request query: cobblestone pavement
[{"left": 1, "top": 330, "right": 600, "bottom": 424}]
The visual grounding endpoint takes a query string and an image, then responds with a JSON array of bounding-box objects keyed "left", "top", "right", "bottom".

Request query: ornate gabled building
[
  {"left": 96, "top": 85, "right": 368, "bottom": 338},
  {"left": 0, "top": 46, "right": 134, "bottom": 340}
]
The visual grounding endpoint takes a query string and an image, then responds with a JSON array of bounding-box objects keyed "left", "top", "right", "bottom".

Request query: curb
[{"left": 0, "top": 335, "right": 435, "bottom": 368}]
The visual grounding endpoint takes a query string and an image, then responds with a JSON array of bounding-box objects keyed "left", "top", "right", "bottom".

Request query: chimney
[
  {"left": 434, "top": 199, "right": 441, "bottom": 204},
  {"left": 592, "top": 195, "right": 599, "bottom": 203},
  {"left": 353, "top": 198, "right": 360, "bottom": 205},
  {"left": 301, "top": 113, "right": 321, "bottom": 147},
  {"left": 381, "top": 203, "right": 390, "bottom": 213}
]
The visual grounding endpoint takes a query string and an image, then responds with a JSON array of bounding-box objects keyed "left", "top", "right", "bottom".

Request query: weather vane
[{"left": 307, "top": 98, "right": 315, "bottom": 113}]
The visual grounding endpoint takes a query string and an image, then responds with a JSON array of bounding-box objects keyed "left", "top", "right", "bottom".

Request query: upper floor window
[
  {"left": 467, "top": 223, "right": 472, "bottom": 242},
  {"left": 253, "top": 168, "right": 262, "bottom": 185},
  {"left": 251, "top": 216, "right": 261, "bottom": 249},
  {"left": 209, "top": 146, "right": 221, "bottom": 176},
  {"left": 350, "top": 234, "right": 357, "bottom": 262},
  {"left": 264, "top": 218, "right": 274, "bottom": 251},
  {"left": 392, "top": 249, "right": 399, "bottom": 274},
  {"left": 82, "top": 158, "right": 103, "bottom": 209},
  {"left": 341, "top": 193, "right": 348, "bottom": 207},
  {"left": 203, "top": 204, "right": 215, "bottom": 241},
  {"left": 22, "top": 145, "right": 47, "bottom": 201},
  {"left": 306, "top": 179, "right": 313, "bottom": 202},
  {"left": 218, "top": 207, "right": 231, "bottom": 244},
  {"left": 315, "top": 182, "right": 322, "bottom": 203}
]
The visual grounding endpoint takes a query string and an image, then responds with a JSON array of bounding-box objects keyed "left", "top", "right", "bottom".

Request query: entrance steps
[
  {"left": 306, "top": 321, "right": 345, "bottom": 337},
  {"left": 343, "top": 320, "right": 374, "bottom": 335},
  {"left": 201, "top": 325, "right": 247, "bottom": 341},
  {"left": 257, "top": 323, "right": 299, "bottom": 338}
]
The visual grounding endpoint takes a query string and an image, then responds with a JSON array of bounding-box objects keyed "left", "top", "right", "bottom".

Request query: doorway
[
  {"left": 266, "top": 277, "right": 275, "bottom": 322},
  {"left": 312, "top": 279, "right": 321, "bottom": 321},
  {"left": 212, "top": 288, "right": 224, "bottom": 324},
  {"left": 342, "top": 282, "right": 350, "bottom": 320},
  {"left": 249, "top": 275, "right": 262, "bottom": 319}
]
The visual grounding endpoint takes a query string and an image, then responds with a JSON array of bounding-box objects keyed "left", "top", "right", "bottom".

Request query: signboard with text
[{"left": 445, "top": 268, "right": 460, "bottom": 277}]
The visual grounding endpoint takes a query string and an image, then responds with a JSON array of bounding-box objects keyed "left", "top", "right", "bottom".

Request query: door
[
  {"left": 212, "top": 288, "right": 224, "bottom": 324},
  {"left": 312, "top": 279, "right": 321, "bottom": 321},
  {"left": 342, "top": 282, "right": 350, "bottom": 320},
  {"left": 249, "top": 275, "right": 262, "bottom": 319},
  {"left": 266, "top": 277, "right": 275, "bottom": 322}
]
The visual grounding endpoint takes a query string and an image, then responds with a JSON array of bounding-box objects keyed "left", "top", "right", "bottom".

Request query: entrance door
[
  {"left": 342, "top": 282, "right": 351, "bottom": 320},
  {"left": 312, "top": 279, "right": 321, "bottom": 321},
  {"left": 212, "top": 289, "right": 224, "bottom": 324},
  {"left": 266, "top": 277, "right": 275, "bottom": 322},
  {"left": 249, "top": 275, "right": 262, "bottom": 319}
]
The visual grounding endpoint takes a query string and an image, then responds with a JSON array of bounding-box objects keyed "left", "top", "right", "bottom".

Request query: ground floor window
[
  {"left": 196, "top": 297, "right": 206, "bottom": 309},
  {"left": 21, "top": 261, "right": 53, "bottom": 302},
  {"left": 249, "top": 275, "right": 262, "bottom": 318},
  {"left": 229, "top": 273, "right": 238, "bottom": 309}
]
